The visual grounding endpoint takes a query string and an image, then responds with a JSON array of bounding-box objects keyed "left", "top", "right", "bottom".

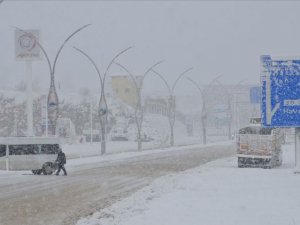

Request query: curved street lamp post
[
  {"left": 214, "top": 79, "right": 246, "bottom": 140},
  {"left": 114, "top": 61, "right": 164, "bottom": 151},
  {"left": 74, "top": 46, "right": 133, "bottom": 155},
  {"left": 14, "top": 25, "right": 91, "bottom": 135},
  {"left": 185, "top": 76, "right": 222, "bottom": 144},
  {"left": 151, "top": 68, "right": 193, "bottom": 146}
]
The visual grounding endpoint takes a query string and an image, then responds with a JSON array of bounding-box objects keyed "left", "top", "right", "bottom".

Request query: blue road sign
[
  {"left": 250, "top": 86, "right": 261, "bottom": 104},
  {"left": 261, "top": 55, "right": 300, "bottom": 127}
]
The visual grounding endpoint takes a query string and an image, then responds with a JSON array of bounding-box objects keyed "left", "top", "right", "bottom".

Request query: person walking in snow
[{"left": 55, "top": 147, "right": 67, "bottom": 176}]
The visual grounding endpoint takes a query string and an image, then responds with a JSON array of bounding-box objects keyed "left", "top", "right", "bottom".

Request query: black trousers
[{"left": 56, "top": 164, "right": 67, "bottom": 175}]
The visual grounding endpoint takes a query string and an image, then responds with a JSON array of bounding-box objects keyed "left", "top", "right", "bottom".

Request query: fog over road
[{"left": 0, "top": 143, "right": 234, "bottom": 225}]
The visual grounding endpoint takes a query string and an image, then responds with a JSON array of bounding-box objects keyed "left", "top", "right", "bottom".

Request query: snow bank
[{"left": 77, "top": 143, "right": 300, "bottom": 225}]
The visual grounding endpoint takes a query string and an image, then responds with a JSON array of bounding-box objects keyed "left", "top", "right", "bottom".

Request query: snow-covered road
[
  {"left": 0, "top": 142, "right": 234, "bottom": 225},
  {"left": 77, "top": 143, "right": 300, "bottom": 225}
]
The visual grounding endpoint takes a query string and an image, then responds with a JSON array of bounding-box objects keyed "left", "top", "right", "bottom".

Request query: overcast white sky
[{"left": 1, "top": 1, "right": 300, "bottom": 96}]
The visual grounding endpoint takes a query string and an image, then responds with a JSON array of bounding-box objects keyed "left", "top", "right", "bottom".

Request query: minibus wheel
[
  {"left": 42, "top": 162, "right": 54, "bottom": 175},
  {"left": 32, "top": 169, "right": 43, "bottom": 175}
]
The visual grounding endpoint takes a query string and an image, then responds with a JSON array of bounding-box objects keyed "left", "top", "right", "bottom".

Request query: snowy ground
[
  {"left": 77, "top": 143, "right": 300, "bottom": 225},
  {"left": 0, "top": 140, "right": 234, "bottom": 225},
  {"left": 62, "top": 134, "right": 228, "bottom": 159},
  {"left": 0, "top": 140, "right": 232, "bottom": 178}
]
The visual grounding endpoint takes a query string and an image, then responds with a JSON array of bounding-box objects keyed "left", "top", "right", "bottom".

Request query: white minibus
[{"left": 0, "top": 137, "right": 61, "bottom": 175}]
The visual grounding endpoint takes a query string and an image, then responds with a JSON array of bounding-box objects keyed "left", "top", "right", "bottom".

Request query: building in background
[
  {"left": 111, "top": 75, "right": 140, "bottom": 108},
  {"left": 144, "top": 97, "right": 169, "bottom": 117}
]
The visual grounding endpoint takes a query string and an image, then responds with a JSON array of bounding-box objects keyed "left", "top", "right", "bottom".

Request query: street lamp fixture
[
  {"left": 151, "top": 67, "right": 193, "bottom": 146},
  {"left": 185, "top": 75, "right": 222, "bottom": 144},
  {"left": 114, "top": 60, "right": 164, "bottom": 151},
  {"left": 74, "top": 46, "right": 134, "bottom": 155},
  {"left": 214, "top": 79, "right": 247, "bottom": 140}
]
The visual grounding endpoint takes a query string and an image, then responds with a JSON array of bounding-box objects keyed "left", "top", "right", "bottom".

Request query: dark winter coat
[{"left": 56, "top": 152, "right": 66, "bottom": 165}]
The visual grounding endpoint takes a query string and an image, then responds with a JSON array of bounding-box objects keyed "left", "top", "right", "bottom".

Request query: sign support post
[
  {"left": 90, "top": 100, "right": 93, "bottom": 144},
  {"left": 295, "top": 128, "right": 300, "bottom": 174},
  {"left": 6, "top": 145, "right": 9, "bottom": 171},
  {"left": 45, "top": 96, "right": 48, "bottom": 137},
  {"left": 15, "top": 29, "right": 40, "bottom": 137},
  {"left": 26, "top": 60, "right": 33, "bottom": 136}
]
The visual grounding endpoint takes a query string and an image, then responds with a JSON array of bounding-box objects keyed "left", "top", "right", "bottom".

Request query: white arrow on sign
[{"left": 261, "top": 58, "right": 280, "bottom": 125}]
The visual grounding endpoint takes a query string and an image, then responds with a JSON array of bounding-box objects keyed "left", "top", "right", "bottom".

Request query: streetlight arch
[
  {"left": 73, "top": 47, "right": 103, "bottom": 86},
  {"left": 214, "top": 78, "right": 247, "bottom": 140},
  {"left": 171, "top": 68, "right": 193, "bottom": 93},
  {"left": 74, "top": 46, "right": 134, "bottom": 155},
  {"left": 15, "top": 25, "right": 91, "bottom": 85},
  {"left": 149, "top": 67, "right": 193, "bottom": 146},
  {"left": 52, "top": 24, "right": 91, "bottom": 77},
  {"left": 114, "top": 60, "right": 164, "bottom": 151},
  {"left": 150, "top": 70, "right": 172, "bottom": 94},
  {"left": 185, "top": 75, "right": 221, "bottom": 144},
  {"left": 102, "top": 47, "right": 134, "bottom": 87},
  {"left": 115, "top": 60, "right": 165, "bottom": 93},
  {"left": 14, "top": 24, "right": 91, "bottom": 135}
]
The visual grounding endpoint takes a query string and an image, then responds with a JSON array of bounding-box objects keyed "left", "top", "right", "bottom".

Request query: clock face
[{"left": 18, "top": 33, "right": 36, "bottom": 51}]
